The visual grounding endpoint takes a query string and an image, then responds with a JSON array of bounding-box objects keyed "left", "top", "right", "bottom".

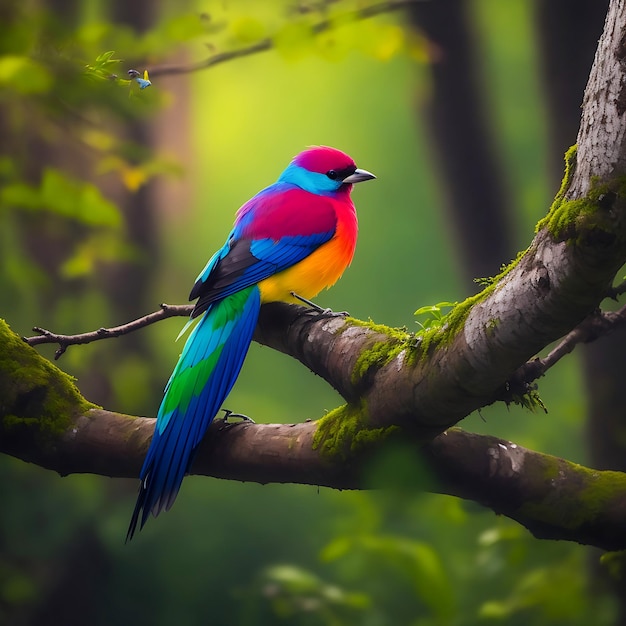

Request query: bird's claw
[
  {"left": 290, "top": 291, "right": 349, "bottom": 317},
  {"left": 221, "top": 409, "right": 255, "bottom": 425}
]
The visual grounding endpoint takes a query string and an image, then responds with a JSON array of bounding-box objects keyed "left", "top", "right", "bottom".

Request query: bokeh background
[{"left": 1, "top": 0, "right": 621, "bottom": 624}]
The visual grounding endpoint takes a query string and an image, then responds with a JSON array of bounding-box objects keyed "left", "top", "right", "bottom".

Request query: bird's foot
[
  {"left": 290, "top": 291, "right": 349, "bottom": 317},
  {"left": 220, "top": 409, "right": 255, "bottom": 426}
]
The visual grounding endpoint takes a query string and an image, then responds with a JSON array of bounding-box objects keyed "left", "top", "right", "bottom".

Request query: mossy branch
[
  {"left": 10, "top": 0, "right": 626, "bottom": 554},
  {"left": 4, "top": 317, "right": 626, "bottom": 551}
]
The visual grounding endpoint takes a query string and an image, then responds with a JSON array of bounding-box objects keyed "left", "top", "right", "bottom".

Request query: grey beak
[{"left": 342, "top": 168, "right": 376, "bottom": 184}]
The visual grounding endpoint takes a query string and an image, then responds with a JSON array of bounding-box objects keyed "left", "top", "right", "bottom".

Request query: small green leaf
[
  {"left": 2, "top": 168, "right": 121, "bottom": 228},
  {"left": 414, "top": 301, "right": 458, "bottom": 330},
  {"left": 61, "top": 233, "right": 136, "bottom": 278},
  {"left": 414, "top": 304, "right": 441, "bottom": 316},
  {"left": 84, "top": 51, "right": 122, "bottom": 81},
  {"left": 95, "top": 50, "right": 116, "bottom": 63},
  {"left": 41, "top": 169, "right": 120, "bottom": 226},
  {"left": 319, "top": 536, "right": 351, "bottom": 562},
  {"left": 480, "top": 600, "right": 511, "bottom": 619}
]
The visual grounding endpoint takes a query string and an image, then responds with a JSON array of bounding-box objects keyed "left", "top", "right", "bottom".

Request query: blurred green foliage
[{"left": 0, "top": 1, "right": 617, "bottom": 625}]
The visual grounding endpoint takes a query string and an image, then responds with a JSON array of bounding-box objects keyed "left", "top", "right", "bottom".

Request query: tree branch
[
  {"left": 24, "top": 298, "right": 626, "bottom": 404},
  {"left": 148, "top": 0, "right": 424, "bottom": 78},
  {"left": 7, "top": 0, "right": 626, "bottom": 553},
  {"left": 5, "top": 316, "right": 626, "bottom": 551},
  {"left": 3, "top": 392, "right": 625, "bottom": 551},
  {"left": 24, "top": 303, "right": 193, "bottom": 359},
  {"left": 510, "top": 304, "right": 626, "bottom": 389}
]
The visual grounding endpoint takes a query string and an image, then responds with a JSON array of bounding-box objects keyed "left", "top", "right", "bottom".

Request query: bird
[{"left": 127, "top": 146, "right": 375, "bottom": 540}]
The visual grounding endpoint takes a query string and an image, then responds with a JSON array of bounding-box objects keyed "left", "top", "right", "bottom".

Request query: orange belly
[{"left": 258, "top": 229, "right": 356, "bottom": 304}]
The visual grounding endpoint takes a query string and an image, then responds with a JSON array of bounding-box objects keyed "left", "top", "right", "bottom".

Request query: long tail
[{"left": 127, "top": 285, "right": 261, "bottom": 541}]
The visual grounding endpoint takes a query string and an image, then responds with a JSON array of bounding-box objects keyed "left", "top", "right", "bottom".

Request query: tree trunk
[{"left": 408, "top": 0, "right": 515, "bottom": 284}]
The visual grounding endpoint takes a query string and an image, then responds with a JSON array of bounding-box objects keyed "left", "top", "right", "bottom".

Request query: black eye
[{"left": 326, "top": 170, "right": 338, "bottom": 180}]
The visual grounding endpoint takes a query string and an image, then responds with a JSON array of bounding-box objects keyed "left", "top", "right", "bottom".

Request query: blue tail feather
[{"left": 127, "top": 286, "right": 261, "bottom": 541}]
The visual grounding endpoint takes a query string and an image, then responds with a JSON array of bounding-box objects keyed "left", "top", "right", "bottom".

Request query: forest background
[{"left": 0, "top": 0, "right": 620, "bottom": 625}]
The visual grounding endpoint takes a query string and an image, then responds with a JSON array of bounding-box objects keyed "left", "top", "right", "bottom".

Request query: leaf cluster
[{"left": 413, "top": 301, "right": 458, "bottom": 331}]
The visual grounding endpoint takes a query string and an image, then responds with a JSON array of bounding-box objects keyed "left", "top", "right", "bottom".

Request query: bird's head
[{"left": 278, "top": 146, "right": 375, "bottom": 195}]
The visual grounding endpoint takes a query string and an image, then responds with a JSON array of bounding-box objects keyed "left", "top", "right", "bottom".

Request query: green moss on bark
[
  {"left": 313, "top": 402, "right": 397, "bottom": 459},
  {"left": 519, "top": 464, "right": 626, "bottom": 531},
  {"left": 414, "top": 144, "right": 623, "bottom": 359},
  {"left": 536, "top": 144, "right": 579, "bottom": 236},
  {"left": 537, "top": 145, "right": 626, "bottom": 243},
  {"left": 344, "top": 318, "right": 415, "bottom": 383},
  {"left": 0, "top": 319, "right": 96, "bottom": 445}
]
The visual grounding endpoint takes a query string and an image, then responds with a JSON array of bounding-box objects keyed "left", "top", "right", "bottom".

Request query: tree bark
[
  {"left": 2, "top": 387, "right": 626, "bottom": 551},
  {"left": 535, "top": 1, "right": 626, "bottom": 620}
]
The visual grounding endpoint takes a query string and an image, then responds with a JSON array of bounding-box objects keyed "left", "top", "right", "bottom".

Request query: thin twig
[
  {"left": 148, "top": 0, "right": 423, "bottom": 78},
  {"left": 23, "top": 304, "right": 193, "bottom": 359},
  {"left": 513, "top": 304, "right": 626, "bottom": 386}
]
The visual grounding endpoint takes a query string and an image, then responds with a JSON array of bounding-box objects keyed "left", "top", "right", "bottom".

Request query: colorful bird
[
  {"left": 127, "top": 146, "right": 375, "bottom": 540},
  {"left": 127, "top": 68, "right": 151, "bottom": 90}
]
